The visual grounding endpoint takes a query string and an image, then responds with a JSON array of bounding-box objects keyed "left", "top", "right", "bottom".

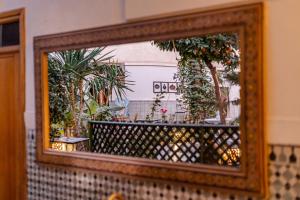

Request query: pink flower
[{"left": 160, "top": 108, "right": 168, "bottom": 114}]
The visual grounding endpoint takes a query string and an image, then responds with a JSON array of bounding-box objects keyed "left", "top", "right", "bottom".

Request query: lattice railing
[{"left": 89, "top": 121, "right": 241, "bottom": 167}]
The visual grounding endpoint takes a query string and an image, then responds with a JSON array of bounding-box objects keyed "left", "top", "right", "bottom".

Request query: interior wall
[
  {"left": 1, "top": 0, "right": 299, "bottom": 144},
  {"left": 0, "top": 0, "right": 126, "bottom": 129},
  {"left": 0, "top": 0, "right": 299, "bottom": 144},
  {"left": 0, "top": 0, "right": 299, "bottom": 199},
  {"left": 125, "top": 0, "right": 300, "bottom": 145}
]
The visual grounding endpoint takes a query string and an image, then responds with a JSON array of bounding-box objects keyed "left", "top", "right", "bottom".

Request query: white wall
[
  {"left": 124, "top": 65, "right": 177, "bottom": 100},
  {"left": 104, "top": 41, "right": 178, "bottom": 65},
  {"left": 1, "top": 0, "right": 299, "bottom": 144},
  {"left": 104, "top": 42, "right": 178, "bottom": 101}
]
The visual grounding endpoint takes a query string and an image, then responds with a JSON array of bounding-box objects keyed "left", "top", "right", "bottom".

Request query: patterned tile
[
  {"left": 27, "top": 129, "right": 300, "bottom": 200},
  {"left": 269, "top": 145, "right": 300, "bottom": 200}
]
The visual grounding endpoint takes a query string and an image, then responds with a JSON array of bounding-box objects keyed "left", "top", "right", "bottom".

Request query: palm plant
[{"left": 48, "top": 47, "right": 133, "bottom": 133}]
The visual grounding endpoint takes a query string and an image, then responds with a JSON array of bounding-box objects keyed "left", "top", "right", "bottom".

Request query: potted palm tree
[{"left": 48, "top": 47, "right": 133, "bottom": 137}]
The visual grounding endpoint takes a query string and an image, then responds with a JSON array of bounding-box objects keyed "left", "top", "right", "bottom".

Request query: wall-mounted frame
[{"left": 34, "top": 3, "right": 266, "bottom": 197}]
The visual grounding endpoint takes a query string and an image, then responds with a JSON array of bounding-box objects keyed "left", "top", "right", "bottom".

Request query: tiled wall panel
[
  {"left": 27, "top": 130, "right": 300, "bottom": 200},
  {"left": 268, "top": 145, "right": 300, "bottom": 200}
]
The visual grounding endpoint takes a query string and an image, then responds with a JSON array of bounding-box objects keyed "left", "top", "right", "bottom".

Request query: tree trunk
[
  {"left": 68, "top": 81, "right": 76, "bottom": 134},
  {"left": 79, "top": 80, "right": 84, "bottom": 113},
  {"left": 205, "top": 61, "right": 227, "bottom": 124},
  {"left": 70, "top": 82, "right": 75, "bottom": 113},
  {"left": 98, "top": 90, "right": 107, "bottom": 105},
  {"left": 78, "top": 79, "right": 84, "bottom": 130}
]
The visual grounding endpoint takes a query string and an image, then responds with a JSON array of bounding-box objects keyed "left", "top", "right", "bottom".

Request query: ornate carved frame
[{"left": 34, "top": 3, "right": 266, "bottom": 197}]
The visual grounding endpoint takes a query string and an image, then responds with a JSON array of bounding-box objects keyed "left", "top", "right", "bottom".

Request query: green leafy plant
[
  {"left": 154, "top": 33, "right": 240, "bottom": 123},
  {"left": 48, "top": 47, "right": 133, "bottom": 134},
  {"left": 49, "top": 123, "right": 64, "bottom": 141},
  {"left": 146, "top": 93, "right": 165, "bottom": 121},
  {"left": 174, "top": 59, "right": 217, "bottom": 122},
  {"left": 81, "top": 99, "right": 122, "bottom": 121}
]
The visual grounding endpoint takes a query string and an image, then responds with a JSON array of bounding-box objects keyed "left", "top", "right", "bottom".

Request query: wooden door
[{"left": 0, "top": 49, "right": 25, "bottom": 199}]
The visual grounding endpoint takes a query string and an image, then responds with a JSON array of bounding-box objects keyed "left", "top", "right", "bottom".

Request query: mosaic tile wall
[
  {"left": 268, "top": 145, "right": 300, "bottom": 200},
  {"left": 27, "top": 129, "right": 300, "bottom": 200}
]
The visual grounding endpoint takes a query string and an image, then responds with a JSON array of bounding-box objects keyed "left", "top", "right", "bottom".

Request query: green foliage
[
  {"left": 80, "top": 99, "right": 125, "bottom": 130},
  {"left": 93, "top": 106, "right": 113, "bottom": 121},
  {"left": 49, "top": 123, "right": 64, "bottom": 140},
  {"left": 174, "top": 60, "right": 217, "bottom": 121},
  {"left": 154, "top": 33, "right": 240, "bottom": 122},
  {"left": 48, "top": 47, "right": 133, "bottom": 133},
  {"left": 63, "top": 111, "right": 76, "bottom": 127},
  {"left": 154, "top": 33, "right": 240, "bottom": 84},
  {"left": 81, "top": 101, "right": 113, "bottom": 121},
  {"left": 49, "top": 48, "right": 133, "bottom": 103},
  {"left": 81, "top": 99, "right": 124, "bottom": 121},
  {"left": 48, "top": 58, "right": 70, "bottom": 124},
  {"left": 146, "top": 93, "right": 165, "bottom": 120},
  {"left": 87, "top": 64, "right": 134, "bottom": 104}
]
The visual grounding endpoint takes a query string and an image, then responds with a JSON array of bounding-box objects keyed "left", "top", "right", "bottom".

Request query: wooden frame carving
[{"left": 34, "top": 3, "right": 266, "bottom": 197}]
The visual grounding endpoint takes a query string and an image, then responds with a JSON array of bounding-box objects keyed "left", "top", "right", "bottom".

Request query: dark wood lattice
[{"left": 90, "top": 121, "right": 240, "bottom": 167}]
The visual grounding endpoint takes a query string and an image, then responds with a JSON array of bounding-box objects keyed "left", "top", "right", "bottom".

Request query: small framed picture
[
  {"left": 153, "top": 82, "right": 161, "bottom": 93},
  {"left": 161, "top": 82, "right": 168, "bottom": 92},
  {"left": 169, "top": 83, "right": 178, "bottom": 93}
]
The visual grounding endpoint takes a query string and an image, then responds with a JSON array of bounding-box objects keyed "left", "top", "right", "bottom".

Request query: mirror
[
  {"left": 48, "top": 33, "right": 241, "bottom": 167},
  {"left": 35, "top": 3, "right": 266, "bottom": 197}
]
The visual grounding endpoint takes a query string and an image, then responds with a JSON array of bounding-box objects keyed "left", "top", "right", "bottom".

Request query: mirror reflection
[{"left": 48, "top": 32, "right": 241, "bottom": 167}]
